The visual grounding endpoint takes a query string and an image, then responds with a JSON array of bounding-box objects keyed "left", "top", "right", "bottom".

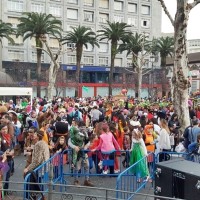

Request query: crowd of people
[{"left": 0, "top": 95, "right": 199, "bottom": 193}]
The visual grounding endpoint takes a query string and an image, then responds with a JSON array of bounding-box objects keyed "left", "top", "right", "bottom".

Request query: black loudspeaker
[{"left": 155, "top": 159, "right": 200, "bottom": 200}]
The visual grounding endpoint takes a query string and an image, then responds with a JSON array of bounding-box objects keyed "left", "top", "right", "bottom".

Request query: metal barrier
[
  {"left": 23, "top": 152, "right": 63, "bottom": 200},
  {"left": 116, "top": 152, "right": 155, "bottom": 200},
  {"left": 155, "top": 151, "right": 188, "bottom": 163},
  {"left": 2, "top": 180, "right": 185, "bottom": 200}
]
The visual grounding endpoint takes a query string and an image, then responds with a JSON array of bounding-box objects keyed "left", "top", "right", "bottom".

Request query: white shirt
[{"left": 158, "top": 128, "right": 171, "bottom": 150}]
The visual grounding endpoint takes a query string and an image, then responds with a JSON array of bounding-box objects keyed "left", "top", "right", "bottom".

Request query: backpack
[
  {"left": 73, "top": 111, "right": 79, "bottom": 121},
  {"left": 31, "top": 120, "right": 38, "bottom": 128}
]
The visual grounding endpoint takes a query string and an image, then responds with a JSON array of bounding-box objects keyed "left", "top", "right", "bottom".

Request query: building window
[
  {"left": 67, "top": 9, "right": 78, "bottom": 20},
  {"left": 114, "top": 1, "right": 123, "bottom": 11},
  {"left": 83, "top": 44, "right": 93, "bottom": 52},
  {"left": 68, "top": 55, "right": 76, "bottom": 64},
  {"left": 99, "top": 13, "right": 109, "bottom": 23},
  {"left": 114, "top": 15, "right": 124, "bottom": 23},
  {"left": 32, "top": 51, "right": 44, "bottom": 63},
  {"left": 141, "top": 5, "right": 150, "bottom": 15},
  {"left": 127, "top": 58, "right": 132, "bottom": 67},
  {"left": 99, "top": 57, "right": 108, "bottom": 66},
  {"left": 8, "top": 17, "right": 20, "bottom": 28},
  {"left": 49, "top": 38, "right": 59, "bottom": 49},
  {"left": 141, "top": 19, "right": 150, "bottom": 28},
  {"left": 84, "top": 0, "right": 94, "bottom": 7},
  {"left": 8, "top": 50, "right": 24, "bottom": 61},
  {"left": 8, "top": 0, "right": 23, "bottom": 12},
  {"left": 99, "top": 43, "right": 109, "bottom": 53},
  {"left": 67, "top": 0, "right": 78, "bottom": 4},
  {"left": 128, "top": 3, "right": 137, "bottom": 13},
  {"left": 31, "top": 3, "right": 44, "bottom": 13},
  {"left": 8, "top": 35, "right": 23, "bottom": 46},
  {"left": 114, "top": 58, "right": 122, "bottom": 67},
  {"left": 127, "top": 17, "right": 137, "bottom": 27},
  {"left": 83, "top": 56, "right": 94, "bottom": 65},
  {"left": 84, "top": 11, "right": 94, "bottom": 22},
  {"left": 49, "top": 5, "right": 61, "bottom": 17},
  {"left": 99, "top": 0, "right": 109, "bottom": 9}
]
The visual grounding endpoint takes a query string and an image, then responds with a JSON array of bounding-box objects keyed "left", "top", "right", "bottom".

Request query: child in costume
[{"left": 130, "top": 127, "right": 149, "bottom": 182}]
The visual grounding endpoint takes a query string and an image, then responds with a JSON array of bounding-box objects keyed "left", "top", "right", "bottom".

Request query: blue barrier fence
[
  {"left": 23, "top": 152, "right": 63, "bottom": 199},
  {"left": 116, "top": 152, "right": 155, "bottom": 200},
  {"left": 23, "top": 149, "right": 194, "bottom": 200}
]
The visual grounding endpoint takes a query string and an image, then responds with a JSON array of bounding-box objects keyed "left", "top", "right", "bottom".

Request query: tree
[
  {"left": 152, "top": 36, "right": 174, "bottom": 96},
  {"left": 98, "top": 21, "right": 131, "bottom": 96},
  {"left": 119, "top": 33, "right": 150, "bottom": 99},
  {"left": 158, "top": 0, "right": 200, "bottom": 131},
  {"left": 17, "top": 12, "right": 62, "bottom": 97},
  {"left": 0, "top": 20, "right": 15, "bottom": 70},
  {"left": 61, "top": 25, "right": 99, "bottom": 97}
]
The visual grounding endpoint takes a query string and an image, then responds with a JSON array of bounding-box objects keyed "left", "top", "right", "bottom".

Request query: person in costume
[
  {"left": 68, "top": 121, "right": 94, "bottom": 186},
  {"left": 129, "top": 121, "right": 149, "bottom": 182}
]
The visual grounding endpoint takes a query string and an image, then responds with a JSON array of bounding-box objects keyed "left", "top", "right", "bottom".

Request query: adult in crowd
[
  {"left": 24, "top": 130, "right": 50, "bottom": 174},
  {"left": 158, "top": 119, "right": 171, "bottom": 162},
  {"left": 0, "top": 124, "right": 14, "bottom": 193}
]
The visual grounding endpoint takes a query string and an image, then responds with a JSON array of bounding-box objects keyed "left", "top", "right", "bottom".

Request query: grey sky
[{"left": 161, "top": 0, "right": 200, "bottom": 39}]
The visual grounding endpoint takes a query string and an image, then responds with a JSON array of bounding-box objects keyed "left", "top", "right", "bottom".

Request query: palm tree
[
  {"left": 17, "top": 12, "right": 62, "bottom": 97},
  {"left": 153, "top": 36, "right": 174, "bottom": 96},
  {"left": 119, "top": 33, "right": 150, "bottom": 99},
  {"left": 98, "top": 21, "right": 131, "bottom": 96},
  {"left": 0, "top": 20, "right": 15, "bottom": 71},
  {"left": 61, "top": 25, "right": 99, "bottom": 97}
]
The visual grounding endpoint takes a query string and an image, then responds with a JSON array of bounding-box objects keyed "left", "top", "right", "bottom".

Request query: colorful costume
[{"left": 130, "top": 138, "right": 149, "bottom": 178}]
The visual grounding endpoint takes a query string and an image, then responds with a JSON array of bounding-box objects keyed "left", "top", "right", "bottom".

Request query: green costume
[
  {"left": 130, "top": 143, "right": 149, "bottom": 179},
  {"left": 70, "top": 126, "right": 86, "bottom": 165}
]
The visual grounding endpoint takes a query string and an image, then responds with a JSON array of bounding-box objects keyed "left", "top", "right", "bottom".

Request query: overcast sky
[{"left": 161, "top": 0, "right": 200, "bottom": 39}]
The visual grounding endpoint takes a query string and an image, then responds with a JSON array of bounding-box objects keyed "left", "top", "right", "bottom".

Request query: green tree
[
  {"left": 61, "top": 25, "right": 99, "bottom": 97},
  {"left": 155, "top": 36, "right": 174, "bottom": 69},
  {"left": 119, "top": 33, "right": 150, "bottom": 99},
  {"left": 17, "top": 12, "right": 62, "bottom": 97},
  {"left": 152, "top": 36, "right": 174, "bottom": 96},
  {"left": 98, "top": 21, "right": 131, "bottom": 96},
  {"left": 0, "top": 20, "right": 15, "bottom": 71},
  {"left": 0, "top": 20, "right": 15, "bottom": 45}
]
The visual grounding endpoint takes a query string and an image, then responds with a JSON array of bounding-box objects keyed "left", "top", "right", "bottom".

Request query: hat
[
  {"left": 130, "top": 120, "right": 141, "bottom": 127},
  {"left": 7, "top": 110, "right": 17, "bottom": 116}
]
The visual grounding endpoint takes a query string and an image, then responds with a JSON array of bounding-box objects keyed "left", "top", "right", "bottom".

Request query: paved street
[{"left": 7, "top": 154, "right": 155, "bottom": 200}]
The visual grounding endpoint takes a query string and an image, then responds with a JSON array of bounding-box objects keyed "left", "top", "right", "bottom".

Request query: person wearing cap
[{"left": 24, "top": 130, "right": 50, "bottom": 174}]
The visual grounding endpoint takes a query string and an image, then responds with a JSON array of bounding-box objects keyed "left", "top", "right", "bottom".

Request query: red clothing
[
  {"left": 147, "top": 113, "right": 154, "bottom": 120},
  {"left": 197, "top": 110, "right": 200, "bottom": 119}
]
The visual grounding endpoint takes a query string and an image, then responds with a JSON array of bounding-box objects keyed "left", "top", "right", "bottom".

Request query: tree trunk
[
  {"left": 36, "top": 48, "right": 42, "bottom": 97},
  {"left": 109, "top": 41, "right": 117, "bottom": 96},
  {"left": 172, "top": 1, "right": 190, "bottom": 132},
  {"left": 135, "top": 53, "right": 143, "bottom": 100},
  {"left": 76, "top": 45, "right": 83, "bottom": 97},
  {"left": 42, "top": 40, "right": 61, "bottom": 100},
  {"left": 47, "top": 62, "right": 57, "bottom": 100},
  {"left": 137, "top": 68, "right": 142, "bottom": 100}
]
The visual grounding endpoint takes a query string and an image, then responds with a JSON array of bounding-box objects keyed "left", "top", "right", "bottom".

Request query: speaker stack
[{"left": 154, "top": 158, "right": 200, "bottom": 200}]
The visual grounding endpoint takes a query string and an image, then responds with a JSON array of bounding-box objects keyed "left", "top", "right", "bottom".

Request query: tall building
[
  {"left": 0, "top": 0, "right": 162, "bottom": 97},
  {"left": 187, "top": 39, "right": 200, "bottom": 53}
]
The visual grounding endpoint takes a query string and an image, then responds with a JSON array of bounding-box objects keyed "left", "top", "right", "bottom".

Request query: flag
[{"left": 82, "top": 86, "right": 89, "bottom": 92}]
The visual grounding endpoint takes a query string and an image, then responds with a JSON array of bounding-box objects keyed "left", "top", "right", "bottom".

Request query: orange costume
[{"left": 143, "top": 125, "right": 155, "bottom": 153}]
